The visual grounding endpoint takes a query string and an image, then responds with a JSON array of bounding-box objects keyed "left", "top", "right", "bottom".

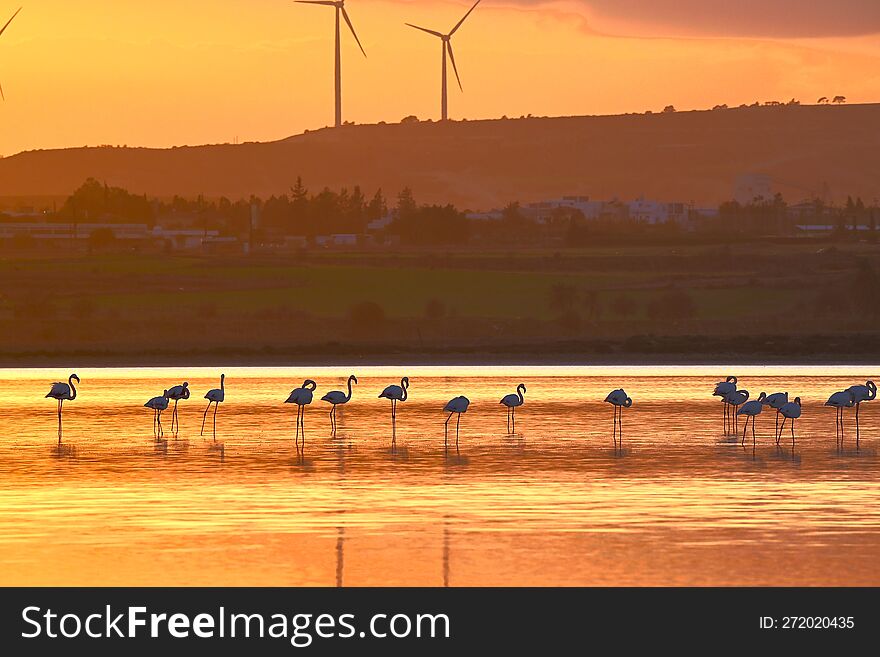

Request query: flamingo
[
  {"left": 845, "top": 380, "right": 876, "bottom": 447},
  {"left": 778, "top": 397, "right": 802, "bottom": 447},
  {"left": 737, "top": 392, "right": 766, "bottom": 446},
  {"left": 379, "top": 377, "right": 409, "bottom": 442},
  {"left": 604, "top": 389, "right": 632, "bottom": 448},
  {"left": 286, "top": 379, "right": 317, "bottom": 447},
  {"left": 165, "top": 382, "right": 190, "bottom": 435},
  {"left": 145, "top": 391, "right": 170, "bottom": 440},
  {"left": 826, "top": 389, "right": 856, "bottom": 446},
  {"left": 500, "top": 383, "right": 526, "bottom": 433},
  {"left": 713, "top": 376, "right": 738, "bottom": 433},
  {"left": 201, "top": 374, "right": 226, "bottom": 438},
  {"left": 444, "top": 396, "right": 470, "bottom": 450},
  {"left": 724, "top": 389, "right": 749, "bottom": 433},
  {"left": 762, "top": 392, "right": 789, "bottom": 443},
  {"left": 321, "top": 375, "right": 357, "bottom": 433},
  {"left": 45, "top": 374, "right": 80, "bottom": 442}
]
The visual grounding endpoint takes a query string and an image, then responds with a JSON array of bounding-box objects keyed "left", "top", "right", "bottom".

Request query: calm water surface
[{"left": 1, "top": 365, "right": 879, "bottom": 586}]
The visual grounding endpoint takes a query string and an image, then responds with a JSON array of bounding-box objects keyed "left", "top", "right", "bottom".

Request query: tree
[
  {"left": 832, "top": 95, "right": 847, "bottom": 104},
  {"left": 396, "top": 187, "right": 417, "bottom": 221},
  {"left": 367, "top": 189, "right": 387, "bottom": 223},
  {"left": 662, "top": 105, "right": 677, "bottom": 113},
  {"left": 817, "top": 96, "right": 829, "bottom": 104}
]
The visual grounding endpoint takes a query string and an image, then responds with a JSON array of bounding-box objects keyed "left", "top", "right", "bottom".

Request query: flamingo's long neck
[
  {"left": 68, "top": 376, "right": 77, "bottom": 400},
  {"left": 401, "top": 380, "right": 408, "bottom": 401},
  {"left": 517, "top": 386, "right": 524, "bottom": 404},
  {"left": 220, "top": 376, "right": 225, "bottom": 392},
  {"left": 868, "top": 382, "right": 877, "bottom": 400},
  {"left": 345, "top": 377, "right": 354, "bottom": 402}
]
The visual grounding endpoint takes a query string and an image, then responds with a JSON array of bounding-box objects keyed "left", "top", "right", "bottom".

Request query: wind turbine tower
[
  {"left": 296, "top": 1, "right": 366, "bottom": 128},
  {"left": 406, "top": 0, "right": 481, "bottom": 121}
]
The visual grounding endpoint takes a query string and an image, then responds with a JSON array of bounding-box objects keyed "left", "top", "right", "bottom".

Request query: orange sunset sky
[{"left": 1, "top": 0, "right": 880, "bottom": 156}]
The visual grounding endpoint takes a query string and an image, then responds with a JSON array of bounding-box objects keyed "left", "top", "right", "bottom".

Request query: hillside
[{"left": 2, "top": 104, "right": 880, "bottom": 209}]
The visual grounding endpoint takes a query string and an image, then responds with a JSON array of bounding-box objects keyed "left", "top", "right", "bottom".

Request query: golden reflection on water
[{"left": 0, "top": 365, "right": 879, "bottom": 586}]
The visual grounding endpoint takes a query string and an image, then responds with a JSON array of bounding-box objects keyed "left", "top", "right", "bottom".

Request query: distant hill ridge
[{"left": 2, "top": 104, "right": 879, "bottom": 209}]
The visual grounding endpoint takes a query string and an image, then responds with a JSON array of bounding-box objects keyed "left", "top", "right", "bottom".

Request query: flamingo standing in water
[
  {"left": 737, "top": 392, "right": 766, "bottom": 446},
  {"left": 778, "top": 397, "right": 802, "bottom": 447},
  {"left": 604, "top": 389, "right": 632, "bottom": 448},
  {"left": 713, "top": 376, "right": 738, "bottom": 433},
  {"left": 444, "top": 396, "right": 470, "bottom": 450},
  {"left": 165, "top": 382, "right": 190, "bottom": 435},
  {"left": 762, "top": 392, "right": 789, "bottom": 444},
  {"left": 45, "top": 373, "right": 80, "bottom": 442},
  {"left": 145, "top": 391, "right": 170, "bottom": 440},
  {"left": 201, "top": 374, "right": 226, "bottom": 438},
  {"left": 379, "top": 377, "right": 409, "bottom": 442},
  {"left": 321, "top": 375, "right": 357, "bottom": 433},
  {"left": 845, "top": 380, "right": 876, "bottom": 448},
  {"left": 826, "top": 389, "right": 856, "bottom": 446},
  {"left": 724, "top": 389, "right": 749, "bottom": 433},
  {"left": 500, "top": 384, "right": 526, "bottom": 433},
  {"left": 287, "top": 379, "right": 317, "bottom": 447}
]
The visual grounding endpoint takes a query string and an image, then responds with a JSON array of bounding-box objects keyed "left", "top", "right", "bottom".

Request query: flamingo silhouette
[
  {"left": 379, "top": 377, "right": 409, "bottom": 443},
  {"left": 737, "top": 392, "right": 766, "bottom": 446},
  {"left": 604, "top": 388, "right": 632, "bottom": 448},
  {"left": 444, "top": 396, "right": 470, "bottom": 450},
  {"left": 500, "top": 384, "right": 526, "bottom": 434},
  {"left": 778, "top": 397, "right": 802, "bottom": 447},
  {"left": 762, "top": 392, "right": 789, "bottom": 444},
  {"left": 287, "top": 379, "right": 317, "bottom": 448},
  {"left": 321, "top": 375, "right": 357, "bottom": 433},
  {"left": 713, "top": 376, "right": 738, "bottom": 433},
  {"left": 165, "top": 382, "right": 190, "bottom": 435},
  {"left": 45, "top": 374, "right": 79, "bottom": 442},
  {"left": 845, "top": 380, "right": 876, "bottom": 448},
  {"left": 145, "top": 391, "right": 170, "bottom": 440},
  {"left": 201, "top": 374, "right": 225, "bottom": 438},
  {"left": 724, "top": 389, "right": 749, "bottom": 433},
  {"left": 826, "top": 389, "right": 856, "bottom": 447}
]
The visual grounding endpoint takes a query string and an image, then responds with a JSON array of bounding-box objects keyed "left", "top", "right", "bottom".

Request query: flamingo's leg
[
  {"left": 856, "top": 403, "right": 860, "bottom": 449},
  {"left": 456, "top": 413, "right": 461, "bottom": 449},
  {"left": 445, "top": 412, "right": 453, "bottom": 448},
  {"left": 212, "top": 402, "right": 218, "bottom": 439},
  {"left": 201, "top": 401, "right": 211, "bottom": 435}
]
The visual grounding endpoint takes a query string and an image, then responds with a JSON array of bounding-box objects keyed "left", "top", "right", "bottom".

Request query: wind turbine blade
[
  {"left": 449, "top": 0, "right": 481, "bottom": 36},
  {"left": 341, "top": 7, "right": 366, "bottom": 57},
  {"left": 0, "top": 7, "right": 22, "bottom": 38},
  {"left": 294, "top": 1, "right": 338, "bottom": 6},
  {"left": 446, "top": 41, "right": 463, "bottom": 92},
  {"left": 405, "top": 23, "right": 444, "bottom": 38}
]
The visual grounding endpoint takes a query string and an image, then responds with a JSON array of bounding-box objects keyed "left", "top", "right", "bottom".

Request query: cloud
[{"left": 501, "top": 1, "right": 880, "bottom": 38}]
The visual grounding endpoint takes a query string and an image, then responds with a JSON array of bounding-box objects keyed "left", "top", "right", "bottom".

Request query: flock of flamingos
[{"left": 43, "top": 373, "right": 876, "bottom": 451}]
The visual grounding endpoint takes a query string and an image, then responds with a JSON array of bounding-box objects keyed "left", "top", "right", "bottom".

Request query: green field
[{"left": 0, "top": 242, "right": 877, "bottom": 363}]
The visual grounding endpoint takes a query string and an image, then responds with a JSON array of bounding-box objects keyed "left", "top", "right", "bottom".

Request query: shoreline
[{"left": 1, "top": 350, "right": 879, "bottom": 369}]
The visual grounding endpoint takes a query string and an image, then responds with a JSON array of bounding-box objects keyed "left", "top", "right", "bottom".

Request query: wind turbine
[
  {"left": 295, "top": 1, "right": 366, "bottom": 128},
  {"left": 0, "top": 7, "right": 22, "bottom": 101},
  {"left": 406, "top": 0, "right": 481, "bottom": 121}
]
